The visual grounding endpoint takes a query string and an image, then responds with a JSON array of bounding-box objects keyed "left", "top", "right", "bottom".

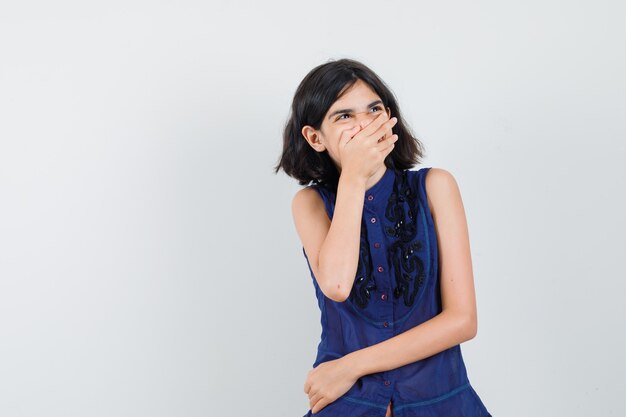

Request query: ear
[
  {"left": 301, "top": 125, "right": 326, "bottom": 152},
  {"left": 386, "top": 106, "right": 392, "bottom": 118}
]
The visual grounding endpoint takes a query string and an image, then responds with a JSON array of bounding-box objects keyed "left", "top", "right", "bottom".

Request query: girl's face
[{"left": 301, "top": 79, "right": 391, "bottom": 172}]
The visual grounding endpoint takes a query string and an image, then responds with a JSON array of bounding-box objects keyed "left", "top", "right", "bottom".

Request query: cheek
[
  {"left": 333, "top": 126, "right": 355, "bottom": 141},
  {"left": 322, "top": 124, "right": 353, "bottom": 150},
  {"left": 321, "top": 127, "right": 341, "bottom": 146}
]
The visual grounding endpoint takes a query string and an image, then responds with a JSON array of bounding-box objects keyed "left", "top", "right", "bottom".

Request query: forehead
[{"left": 330, "top": 79, "right": 380, "bottom": 108}]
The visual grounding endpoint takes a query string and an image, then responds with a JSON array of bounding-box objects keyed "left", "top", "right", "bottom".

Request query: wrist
[
  {"left": 338, "top": 171, "right": 367, "bottom": 191},
  {"left": 343, "top": 349, "right": 367, "bottom": 379}
]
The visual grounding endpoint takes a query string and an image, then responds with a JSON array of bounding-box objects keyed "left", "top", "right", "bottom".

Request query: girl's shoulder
[
  {"left": 407, "top": 166, "right": 454, "bottom": 185},
  {"left": 411, "top": 167, "right": 463, "bottom": 223},
  {"left": 296, "top": 182, "right": 335, "bottom": 216}
]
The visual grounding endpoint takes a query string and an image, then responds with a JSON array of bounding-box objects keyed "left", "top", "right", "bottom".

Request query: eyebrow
[{"left": 327, "top": 100, "right": 384, "bottom": 120}]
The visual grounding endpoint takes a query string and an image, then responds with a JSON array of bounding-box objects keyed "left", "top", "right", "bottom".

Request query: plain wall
[{"left": 1, "top": 1, "right": 625, "bottom": 416}]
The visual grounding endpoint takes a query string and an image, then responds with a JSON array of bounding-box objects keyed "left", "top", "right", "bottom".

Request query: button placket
[{"left": 365, "top": 201, "right": 394, "bottom": 333}]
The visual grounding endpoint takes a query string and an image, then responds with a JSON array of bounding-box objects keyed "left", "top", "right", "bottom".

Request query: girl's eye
[{"left": 336, "top": 106, "right": 383, "bottom": 121}]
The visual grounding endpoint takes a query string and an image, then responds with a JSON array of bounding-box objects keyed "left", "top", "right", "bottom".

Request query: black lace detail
[
  {"left": 384, "top": 170, "right": 426, "bottom": 307},
  {"left": 348, "top": 169, "right": 426, "bottom": 309},
  {"left": 350, "top": 220, "right": 377, "bottom": 308}
]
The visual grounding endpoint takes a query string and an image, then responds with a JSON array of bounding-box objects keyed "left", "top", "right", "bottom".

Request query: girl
[{"left": 275, "top": 58, "right": 492, "bottom": 417}]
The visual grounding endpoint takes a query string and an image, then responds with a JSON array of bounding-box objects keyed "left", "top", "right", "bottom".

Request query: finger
[
  {"left": 351, "top": 110, "right": 387, "bottom": 142},
  {"left": 377, "top": 134, "right": 398, "bottom": 153},
  {"left": 356, "top": 110, "right": 395, "bottom": 141},
  {"left": 387, "top": 138, "right": 398, "bottom": 154},
  {"left": 339, "top": 125, "right": 361, "bottom": 146},
  {"left": 381, "top": 142, "right": 395, "bottom": 160},
  {"left": 376, "top": 130, "right": 397, "bottom": 146},
  {"left": 380, "top": 113, "right": 393, "bottom": 142},
  {"left": 309, "top": 391, "right": 322, "bottom": 407},
  {"left": 369, "top": 117, "right": 398, "bottom": 145},
  {"left": 377, "top": 128, "right": 391, "bottom": 143},
  {"left": 368, "top": 119, "right": 397, "bottom": 146},
  {"left": 312, "top": 397, "right": 330, "bottom": 414},
  {"left": 382, "top": 118, "right": 394, "bottom": 141}
]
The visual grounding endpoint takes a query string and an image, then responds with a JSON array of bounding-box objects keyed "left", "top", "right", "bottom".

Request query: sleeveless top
[{"left": 300, "top": 167, "right": 492, "bottom": 417}]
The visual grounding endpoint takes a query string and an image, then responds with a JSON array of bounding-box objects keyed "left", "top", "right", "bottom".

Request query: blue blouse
[{"left": 301, "top": 167, "right": 492, "bottom": 417}]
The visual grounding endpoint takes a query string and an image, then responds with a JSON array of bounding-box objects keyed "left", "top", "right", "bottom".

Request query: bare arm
[
  {"left": 292, "top": 174, "right": 368, "bottom": 302},
  {"left": 342, "top": 168, "right": 479, "bottom": 376},
  {"left": 319, "top": 174, "right": 369, "bottom": 300},
  {"left": 294, "top": 112, "right": 398, "bottom": 303}
]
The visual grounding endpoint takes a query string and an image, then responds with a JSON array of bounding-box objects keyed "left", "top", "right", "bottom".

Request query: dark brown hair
[{"left": 274, "top": 58, "right": 425, "bottom": 187}]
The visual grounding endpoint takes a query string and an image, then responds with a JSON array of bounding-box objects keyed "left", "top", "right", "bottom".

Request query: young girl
[{"left": 275, "top": 58, "right": 492, "bottom": 417}]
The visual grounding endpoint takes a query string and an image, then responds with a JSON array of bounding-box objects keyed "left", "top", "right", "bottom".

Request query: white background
[{"left": 1, "top": 1, "right": 625, "bottom": 416}]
